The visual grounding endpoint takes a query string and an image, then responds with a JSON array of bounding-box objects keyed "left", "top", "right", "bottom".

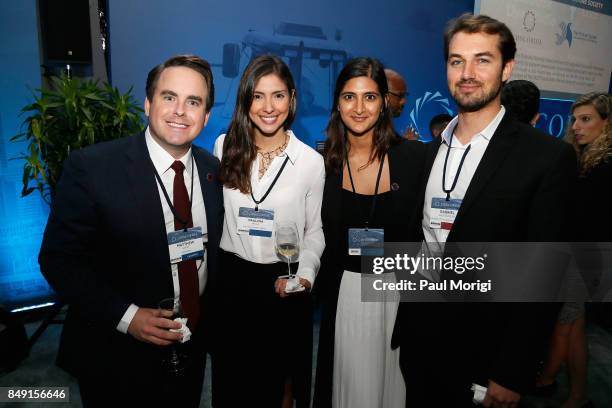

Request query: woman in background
[
  {"left": 536, "top": 92, "right": 611, "bottom": 408},
  {"left": 212, "top": 54, "right": 325, "bottom": 408},
  {"left": 313, "top": 57, "right": 425, "bottom": 408}
]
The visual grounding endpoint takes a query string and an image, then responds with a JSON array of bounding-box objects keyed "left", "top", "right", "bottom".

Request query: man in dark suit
[
  {"left": 39, "top": 55, "right": 223, "bottom": 407},
  {"left": 393, "top": 14, "right": 576, "bottom": 408}
]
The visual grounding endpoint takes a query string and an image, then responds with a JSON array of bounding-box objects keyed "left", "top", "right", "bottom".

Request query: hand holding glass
[
  {"left": 158, "top": 297, "right": 186, "bottom": 376},
  {"left": 275, "top": 221, "right": 300, "bottom": 280}
]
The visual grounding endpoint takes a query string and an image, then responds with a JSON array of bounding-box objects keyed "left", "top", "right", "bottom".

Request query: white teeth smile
[
  {"left": 260, "top": 116, "right": 278, "bottom": 124},
  {"left": 167, "top": 122, "right": 187, "bottom": 128}
]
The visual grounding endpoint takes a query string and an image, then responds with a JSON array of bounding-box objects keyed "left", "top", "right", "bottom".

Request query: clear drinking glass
[
  {"left": 275, "top": 221, "right": 300, "bottom": 279},
  {"left": 158, "top": 297, "right": 187, "bottom": 376}
]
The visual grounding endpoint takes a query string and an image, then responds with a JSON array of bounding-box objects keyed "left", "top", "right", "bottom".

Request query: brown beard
[{"left": 452, "top": 77, "right": 503, "bottom": 112}]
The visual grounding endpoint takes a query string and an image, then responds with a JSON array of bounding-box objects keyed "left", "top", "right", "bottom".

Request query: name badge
[
  {"left": 168, "top": 227, "right": 205, "bottom": 264},
  {"left": 429, "top": 197, "right": 462, "bottom": 230},
  {"left": 348, "top": 228, "right": 384, "bottom": 256},
  {"left": 237, "top": 207, "right": 274, "bottom": 237}
]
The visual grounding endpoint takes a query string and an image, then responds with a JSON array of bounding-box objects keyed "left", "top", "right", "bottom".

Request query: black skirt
[{"left": 211, "top": 249, "right": 313, "bottom": 408}]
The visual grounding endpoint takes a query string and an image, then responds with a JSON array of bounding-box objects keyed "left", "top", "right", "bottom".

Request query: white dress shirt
[
  {"left": 420, "top": 106, "right": 506, "bottom": 277},
  {"left": 116, "top": 127, "right": 208, "bottom": 333},
  {"left": 213, "top": 130, "right": 325, "bottom": 286}
]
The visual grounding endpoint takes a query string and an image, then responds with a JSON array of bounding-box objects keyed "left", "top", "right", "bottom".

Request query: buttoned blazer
[{"left": 39, "top": 132, "right": 223, "bottom": 378}]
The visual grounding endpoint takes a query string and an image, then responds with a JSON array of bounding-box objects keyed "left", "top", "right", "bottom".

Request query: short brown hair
[
  {"left": 145, "top": 54, "right": 215, "bottom": 112},
  {"left": 444, "top": 13, "right": 516, "bottom": 65}
]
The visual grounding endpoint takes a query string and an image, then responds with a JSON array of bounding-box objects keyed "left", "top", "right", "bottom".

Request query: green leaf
[{"left": 10, "top": 73, "right": 144, "bottom": 201}]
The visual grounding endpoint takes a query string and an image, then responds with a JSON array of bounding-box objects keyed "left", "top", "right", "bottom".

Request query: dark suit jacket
[
  {"left": 39, "top": 133, "right": 223, "bottom": 379},
  {"left": 393, "top": 114, "right": 577, "bottom": 397},
  {"left": 313, "top": 139, "right": 426, "bottom": 407}
]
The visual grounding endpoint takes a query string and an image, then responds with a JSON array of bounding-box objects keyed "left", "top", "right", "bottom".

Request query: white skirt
[{"left": 333, "top": 271, "right": 405, "bottom": 408}]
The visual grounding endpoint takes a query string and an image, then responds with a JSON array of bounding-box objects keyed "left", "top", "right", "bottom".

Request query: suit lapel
[
  {"left": 123, "top": 133, "right": 170, "bottom": 267},
  {"left": 417, "top": 138, "right": 443, "bottom": 213},
  {"left": 388, "top": 143, "right": 405, "bottom": 216},
  {"left": 449, "top": 115, "right": 518, "bottom": 239}
]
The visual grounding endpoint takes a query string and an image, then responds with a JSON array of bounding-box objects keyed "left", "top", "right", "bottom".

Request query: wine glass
[
  {"left": 158, "top": 297, "right": 186, "bottom": 377},
  {"left": 275, "top": 221, "right": 300, "bottom": 279}
]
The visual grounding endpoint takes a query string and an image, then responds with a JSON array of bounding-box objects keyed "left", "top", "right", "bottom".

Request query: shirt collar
[
  {"left": 441, "top": 105, "right": 506, "bottom": 146},
  {"left": 145, "top": 126, "right": 193, "bottom": 176},
  {"left": 282, "top": 129, "right": 300, "bottom": 164}
]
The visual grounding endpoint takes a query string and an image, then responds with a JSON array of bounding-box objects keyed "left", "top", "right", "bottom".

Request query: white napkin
[
  {"left": 284, "top": 276, "right": 306, "bottom": 293},
  {"left": 170, "top": 317, "right": 191, "bottom": 343},
  {"left": 471, "top": 383, "right": 487, "bottom": 404}
]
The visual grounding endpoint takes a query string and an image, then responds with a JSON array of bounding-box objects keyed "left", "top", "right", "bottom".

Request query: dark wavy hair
[
  {"left": 324, "top": 57, "right": 396, "bottom": 173},
  {"left": 220, "top": 55, "right": 297, "bottom": 193}
]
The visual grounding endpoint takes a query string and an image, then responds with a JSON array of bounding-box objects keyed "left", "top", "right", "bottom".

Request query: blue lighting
[{"left": 11, "top": 302, "right": 56, "bottom": 313}]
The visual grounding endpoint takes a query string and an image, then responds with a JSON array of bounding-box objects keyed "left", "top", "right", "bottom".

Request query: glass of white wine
[{"left": 275, "top": 221, "right": 300, "bottom": 280}]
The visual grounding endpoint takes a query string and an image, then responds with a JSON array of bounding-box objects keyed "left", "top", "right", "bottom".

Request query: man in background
[
  {"left": 501, "top": 79, "right": 540, "bottom": 126},
  {"left": 385, "top": 68, "right": 408, "bottom": 118},
  {"left": 429, "top": 113, "right": 453, "bottom": 139},
  {"left": 385, "top": 68, "right": 419, "bottom": 140}
]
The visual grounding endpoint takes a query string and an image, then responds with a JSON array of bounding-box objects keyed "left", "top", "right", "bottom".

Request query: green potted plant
[{"left": 11, "top": 75, "right": 145, "bottom": 203}]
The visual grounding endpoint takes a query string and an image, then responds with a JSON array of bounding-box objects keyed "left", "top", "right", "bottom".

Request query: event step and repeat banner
[{"left": 476, "top": 0, "right": 612, "bottom": 99}]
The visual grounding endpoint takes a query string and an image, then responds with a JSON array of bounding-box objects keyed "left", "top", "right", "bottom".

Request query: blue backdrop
[
  {"left": 0, "top": 1, "right": 51, "bottom": 309},
  {"left": 0, "top": 0, "right": 584, "bottom": 309}
]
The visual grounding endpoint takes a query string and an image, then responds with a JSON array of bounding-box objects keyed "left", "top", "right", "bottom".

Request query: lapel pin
[
  {"left": 391, "top": 182, "right": 399, "bottom": 191},
  {"left": 206, "top": 173, "right": 214, "bottom": 182}
]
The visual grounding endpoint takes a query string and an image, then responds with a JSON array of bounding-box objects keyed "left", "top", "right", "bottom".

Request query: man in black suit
[
  {"left": 393, "top": 14, "right": 576, "bottom": 408},
  {"left": 39, "top": 55, "right": 223, "bottom": 407}
]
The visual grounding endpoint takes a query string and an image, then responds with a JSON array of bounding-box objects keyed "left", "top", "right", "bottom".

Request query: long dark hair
[
  {"left": 324, "top": 57, "right": 396, "bottom": 173},
  {"left": 220, "top": 55, "right": 297, "bottom": 193}
]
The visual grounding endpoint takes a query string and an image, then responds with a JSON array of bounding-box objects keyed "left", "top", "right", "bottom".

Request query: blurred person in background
[
  {"left": 535, "top": 92, "right": 611, "bottom": 408},
  {"left": 501, "top": 79, "right": 540, "bottom": 126}
]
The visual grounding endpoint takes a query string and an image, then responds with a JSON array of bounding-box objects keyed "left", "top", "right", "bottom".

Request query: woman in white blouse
[{"left": 211, "top": 55, "right": 325, "bottom": 408}]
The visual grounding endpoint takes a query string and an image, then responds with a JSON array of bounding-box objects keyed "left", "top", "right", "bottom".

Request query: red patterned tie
[{"left": 171, "top": 160, "right": 200, "bottom": 330}]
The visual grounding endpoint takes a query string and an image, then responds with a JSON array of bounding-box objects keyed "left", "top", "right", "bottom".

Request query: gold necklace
[{"left": 257, "top": 134, "right": 289, "bottom": 179}]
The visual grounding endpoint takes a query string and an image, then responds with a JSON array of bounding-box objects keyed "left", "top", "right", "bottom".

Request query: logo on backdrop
[
  {"left": 523, "top": 10, "right": 536, "bottom": 33},
  {"left": 555, "top": 22, "right": 573, "bottom": 47},
  {"left": 555, "top": 21, "right": 598, "bottom": 48},
  {"left": 409, "top": 91, "right": 454, "bottom": 138}
]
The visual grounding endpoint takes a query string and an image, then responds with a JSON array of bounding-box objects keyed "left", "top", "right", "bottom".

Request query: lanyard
[
  {"left": 442, "top": 135, "right": 471, "bottom": 201},
  {"left": 250, "top": 155, "right": 290, "bottom": 211},
  {"left": 346, "top": 153, "right": 385, "bottom": 230},
  {"left": 152, "top": 153, "right": 195, "bottom": 230}
]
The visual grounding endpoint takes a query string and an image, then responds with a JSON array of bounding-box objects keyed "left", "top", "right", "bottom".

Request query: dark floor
[{"left": 1, "top": 307, "right": 610, "bottom": 407}]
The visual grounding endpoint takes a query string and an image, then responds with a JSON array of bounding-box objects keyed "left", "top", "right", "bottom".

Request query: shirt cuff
[
  {"left": 116, "top": 304, "right": 139, "bottom": 334},
  {"left": 296, "top": 268, "right": 315, "bottom": 289}
]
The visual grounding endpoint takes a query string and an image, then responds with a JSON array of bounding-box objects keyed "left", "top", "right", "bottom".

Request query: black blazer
[
  {"left": 393, "top": 114, "right": 578, "bottom": 395},
  {"left": 313, "top": 139, "right": 426, "bottom": 407},
  {"left": 39, "top": 133, "right": 223, "bottom": 378}
]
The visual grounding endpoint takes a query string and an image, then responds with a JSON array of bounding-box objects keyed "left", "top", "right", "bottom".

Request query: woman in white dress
[{"left": 211, "top": 54, "right": 325, "bottom": 408}]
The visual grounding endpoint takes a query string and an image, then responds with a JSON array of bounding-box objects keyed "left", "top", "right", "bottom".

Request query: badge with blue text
[
  {"left": 348, "top": 228, "right": 384, "bottom": 256},
  {"left": 429, "top": 197, "right": 462, "bottom": 230},
  {"left": 237, "top": 207, "right": 275, "bottom": 237},
  {"left": 168, "top": 227, "right": 205, "bottom": 264}
]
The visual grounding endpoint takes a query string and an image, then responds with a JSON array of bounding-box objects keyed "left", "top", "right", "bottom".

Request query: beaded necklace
[{"left": 257, "top": 133, "right": 289, "bottom": 179}]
